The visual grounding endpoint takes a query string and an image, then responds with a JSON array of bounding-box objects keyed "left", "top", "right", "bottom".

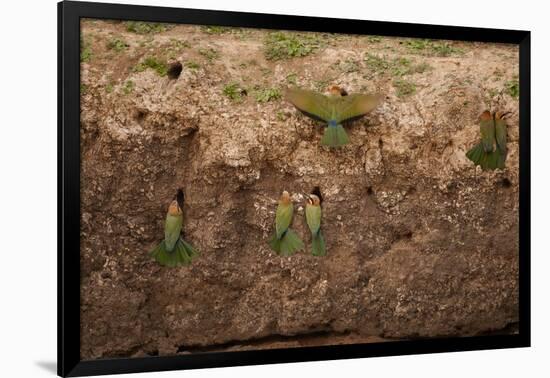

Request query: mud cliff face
[{"left": 79, "top": 20, "right": 520, "bottom": 359}]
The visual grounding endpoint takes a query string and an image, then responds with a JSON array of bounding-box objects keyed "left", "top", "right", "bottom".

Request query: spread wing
[
  {"left": 285, "top": 88, "right": 332, "bottom": 122},
  {"left": 333, "top": 94, "right": 382, "bottom": 123}
]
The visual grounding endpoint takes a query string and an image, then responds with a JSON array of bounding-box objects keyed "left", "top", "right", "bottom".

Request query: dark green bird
[
  {"left": 466, "top": 110, "right": 509, "bottom": 170},
  {"left": 286, "top": 85, "right": 382, "bottom": 148},
  {"left": 305, "top": 187, "right": 326, "bottom": 256},
  {"left": 268, "top": 191, "right": 304, "bottom": 256},
  {"left": 150, "top": 189, "right": 199, "bottom": 267}
]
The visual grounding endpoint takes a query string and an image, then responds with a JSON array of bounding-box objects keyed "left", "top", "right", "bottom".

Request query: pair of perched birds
[{"left": 268, "top": 188, "right": 325, "bottom": 257}]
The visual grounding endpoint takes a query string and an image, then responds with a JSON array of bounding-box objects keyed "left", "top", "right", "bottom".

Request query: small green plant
[
  {"left": 105, "top": 83, "right": 114, "bottom": 93},
  {"left": 393, "top": 78, "right": 416, "bottom": 97},
  {"left": 185, "top": 61, "right": 200, "bottom": 70},
  {"left": 198, "top": 47, "right": 219, "bottom": 61},
  {"left": 125, "top": 21, "right": 167, "bottom": 34},
  {"left": 80, "top": 36, "right": 92, "bottom": 62},
  {"left": 264, "top": 32, "right": 321, "bottom": 61},
  {"left": 134, "top": 57, "right": 168, "bottom": 76},
  {"left": 391, "top": 58, "right": 431, "bottom": 76},
  {"left": 107, "top": 38, "right": 129, "bottom": 52},
  {"left": 276, "top": 111, "right": 287, "bottom": 121},
  {"left": 368, "top": 36, "right": 382, "bottom": 43},
  {"left": 223, "top": 83, "right": 246, "bottom": 101},
  {"left": 254, "top": 87, "right": 281, "bottom": 103},
  {"left": 505, "top": 78, "right": 519, "bottom": 98},
  {"left": 80, "top": 83, "right": 88, "bottom": 94},
  {"left": 286, "top": 73, "right": 297, "bottom": 85},
  {"left": 339, "top": 58, "right": 360, "bottom": 73},
  {"left": 169, "top": 39, "right": 190, "bottom": 51},
  {"left": 200, "top": 25, "right": 231, "bottom": 34},
  {"left": 123, "top": 80, "right": 134, "bottom": 94},
  {"left": 405, "top": 39, "right": 463, "bottom": 56},
  {"left": 364, "top": 53, "right": 391, "bottom": 72}
]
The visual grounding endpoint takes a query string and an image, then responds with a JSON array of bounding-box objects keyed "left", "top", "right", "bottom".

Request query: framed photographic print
[{"left": 58, "top": 0, "right": 531, "bottom": 376}]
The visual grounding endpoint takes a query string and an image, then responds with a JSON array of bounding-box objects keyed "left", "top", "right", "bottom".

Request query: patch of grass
[
  {"left": 393, "top": 78, "right": 416, "bottom": 97},
  {"left": 185, "top": 61, "right": 200, "bottom": 70},
  {"left": 134, "top": 57, "right": 168, "bottom": 76},
  {"left": 200, "top": 25, "right": 232, "bottom": 34},
  {"left": 223, "top": 83, "right": 247, "bottom": 101},
  {"left": 107, "top": 38, "right": 129, "bottom": 52},
  {"left": 80, "top": 83, "right": 88, "bottom": 94},
  {"left": 125, "top": 21, "right": 167, "bottom": 34},
  {"left": 364, "top": 53, "right": 391, "bottom": 72},
  {"left": 123, "top": 80, "right": 134, "bottom": 95},
  {"left": 364, "top": 53, "right": 431, "bottom": 77},
  {"left": 286, "top": 73, "right": 297, "bottom": 85},
  {"left": 339, "top": 58, "right": 360, "bottom": 73},
  {"left": 276, "top": 111, "right": 287, "bottom": 121},
  {"left": 80, "top": 36, "right": 92, "bottom": 62},
  {"left": 391, "top": 57, "right": 431, "bottom": 76},
  {"left": 198, "top": 47, "right": 220, "bottom": 61},
  {"left": 254, "top": 87, "right": 281, "bottom": 103},
  {"left": 505, "top": 78, "right": 519, "bottom": 98},
  {"left": 405, "top": 39, "right": 463, "bottom": 57},
  {"left": 105, "top": 83, "right": 114, "bottom": 93},
  {"left": 264, "top": 32, "right": 321, "bottom": 61},
  {"left": 367, "top": 36, "right": 382, "bottom": 43}
]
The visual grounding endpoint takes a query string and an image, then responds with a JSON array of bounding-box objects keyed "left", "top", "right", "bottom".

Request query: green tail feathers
[
  {"left": 321, "top": 124, "right": 350, "bottom": 147},
  {"left": 268, "top": 228, "right": 304, "bottom": 256},
  {"left": 311, "top": 231, "right": 326, "bottom": 256},
  {"left": 150, "top": 238, "right": 199, "bottom": 267},
  {"left": 466, "top": 142, "right": 506, "bottom": 171}
]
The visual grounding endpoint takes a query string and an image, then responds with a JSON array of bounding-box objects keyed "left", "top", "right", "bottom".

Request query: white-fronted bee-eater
[
  {"left": 268, "top": 191, "right": 304, "bottom": 256},
  {"left": 466, "top": 110, "right": 509, "bottom": 170},
  {"left": 305, "top": 187, "right": 326, "bottom": 256},
  {"left": 150, "top": 189, "right": 199, "bottom": 267},
  {"left": 285, "top": 85, "right": 382, "bottom": 148}
]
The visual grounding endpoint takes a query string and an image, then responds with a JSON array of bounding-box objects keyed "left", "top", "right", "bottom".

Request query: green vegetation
[
  {"left": 223, "top": 83, "right": 246, "bottom": 101},
  {"left": 185, "top": 61, "right": 200, "bottom": 70},
  {"left": 170, "top": 38, "right": 190, "bottom": 50},
  {"left": 198, "top": 47, "right": 220, "bottom": 61},
  {"left": 200, "top": 25, "right": 231, "bottom": 34},
  {"left": 107, "top": 38, "right": 129, "bottom": 52},
  {"left": 286, "top": 73, "right": 297, "bottom": 85},
  {"left": 364, "top": 53, "right": 431, "bottom": 77},
  {"left": 134, "top": 57, "right": 168, "bottom": 76},
  {"left": 367, "top": 36, "right": 382, "bottom": 43},
  {"left": 339, "top": 58, "right": 360, "bottom": 73},
  {"left": 505, "top": 78, "right": 519, "bottom": 98},
  {"left": 393, "top": 78, "right": 416, "bottom": 97},
  {"left": 105, "top": 83, "right": 114, "bottom": 93},
  {"left": 80, "top": 83, "right": 88, "bottom": 94},
  {"left": 254, "top": 87, "right": 281, "bottom": 103},
  {"left": 405, "top": 39, "right": 463, "bottom": 56},
  {"left": 123, "top": 80, "right": 134, "bottom": 94},
  {"left": 125, "top": 21, "right": 167, "bottom": 34},
  {"left": 264, "top": 32, "right": 321, "bottom": 61},
  {"left": 364, "top": 53, "right": 391, "bottom": 73},
  {"left": 276, "top": 111, "right": 287, "bottom": 121},
  {"left": 80, "top": 36, "right": 92, "bottom": 62}
]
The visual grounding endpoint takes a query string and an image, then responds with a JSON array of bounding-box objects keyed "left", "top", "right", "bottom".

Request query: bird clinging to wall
[
  {"left": 466, "top": 110, "right": 509, "bottom": 170},
  {"left": 305, "top": 187, "right": 326, "bottom": 256},
  {"left": 150, "top": 189, "right": 199, "bottom": 267},
  {"left": 268, "top": 191, "right": 304, "bottom": 256}
]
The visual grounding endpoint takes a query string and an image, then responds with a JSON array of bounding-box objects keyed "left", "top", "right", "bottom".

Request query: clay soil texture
[{"left": 79, "top": 19, "right": 520, "bottom": 359}]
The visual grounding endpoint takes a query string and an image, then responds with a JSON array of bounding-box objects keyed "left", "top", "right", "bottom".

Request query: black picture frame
[{"left": 58, "top": 1, "right": 531, "bottom": 376}]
